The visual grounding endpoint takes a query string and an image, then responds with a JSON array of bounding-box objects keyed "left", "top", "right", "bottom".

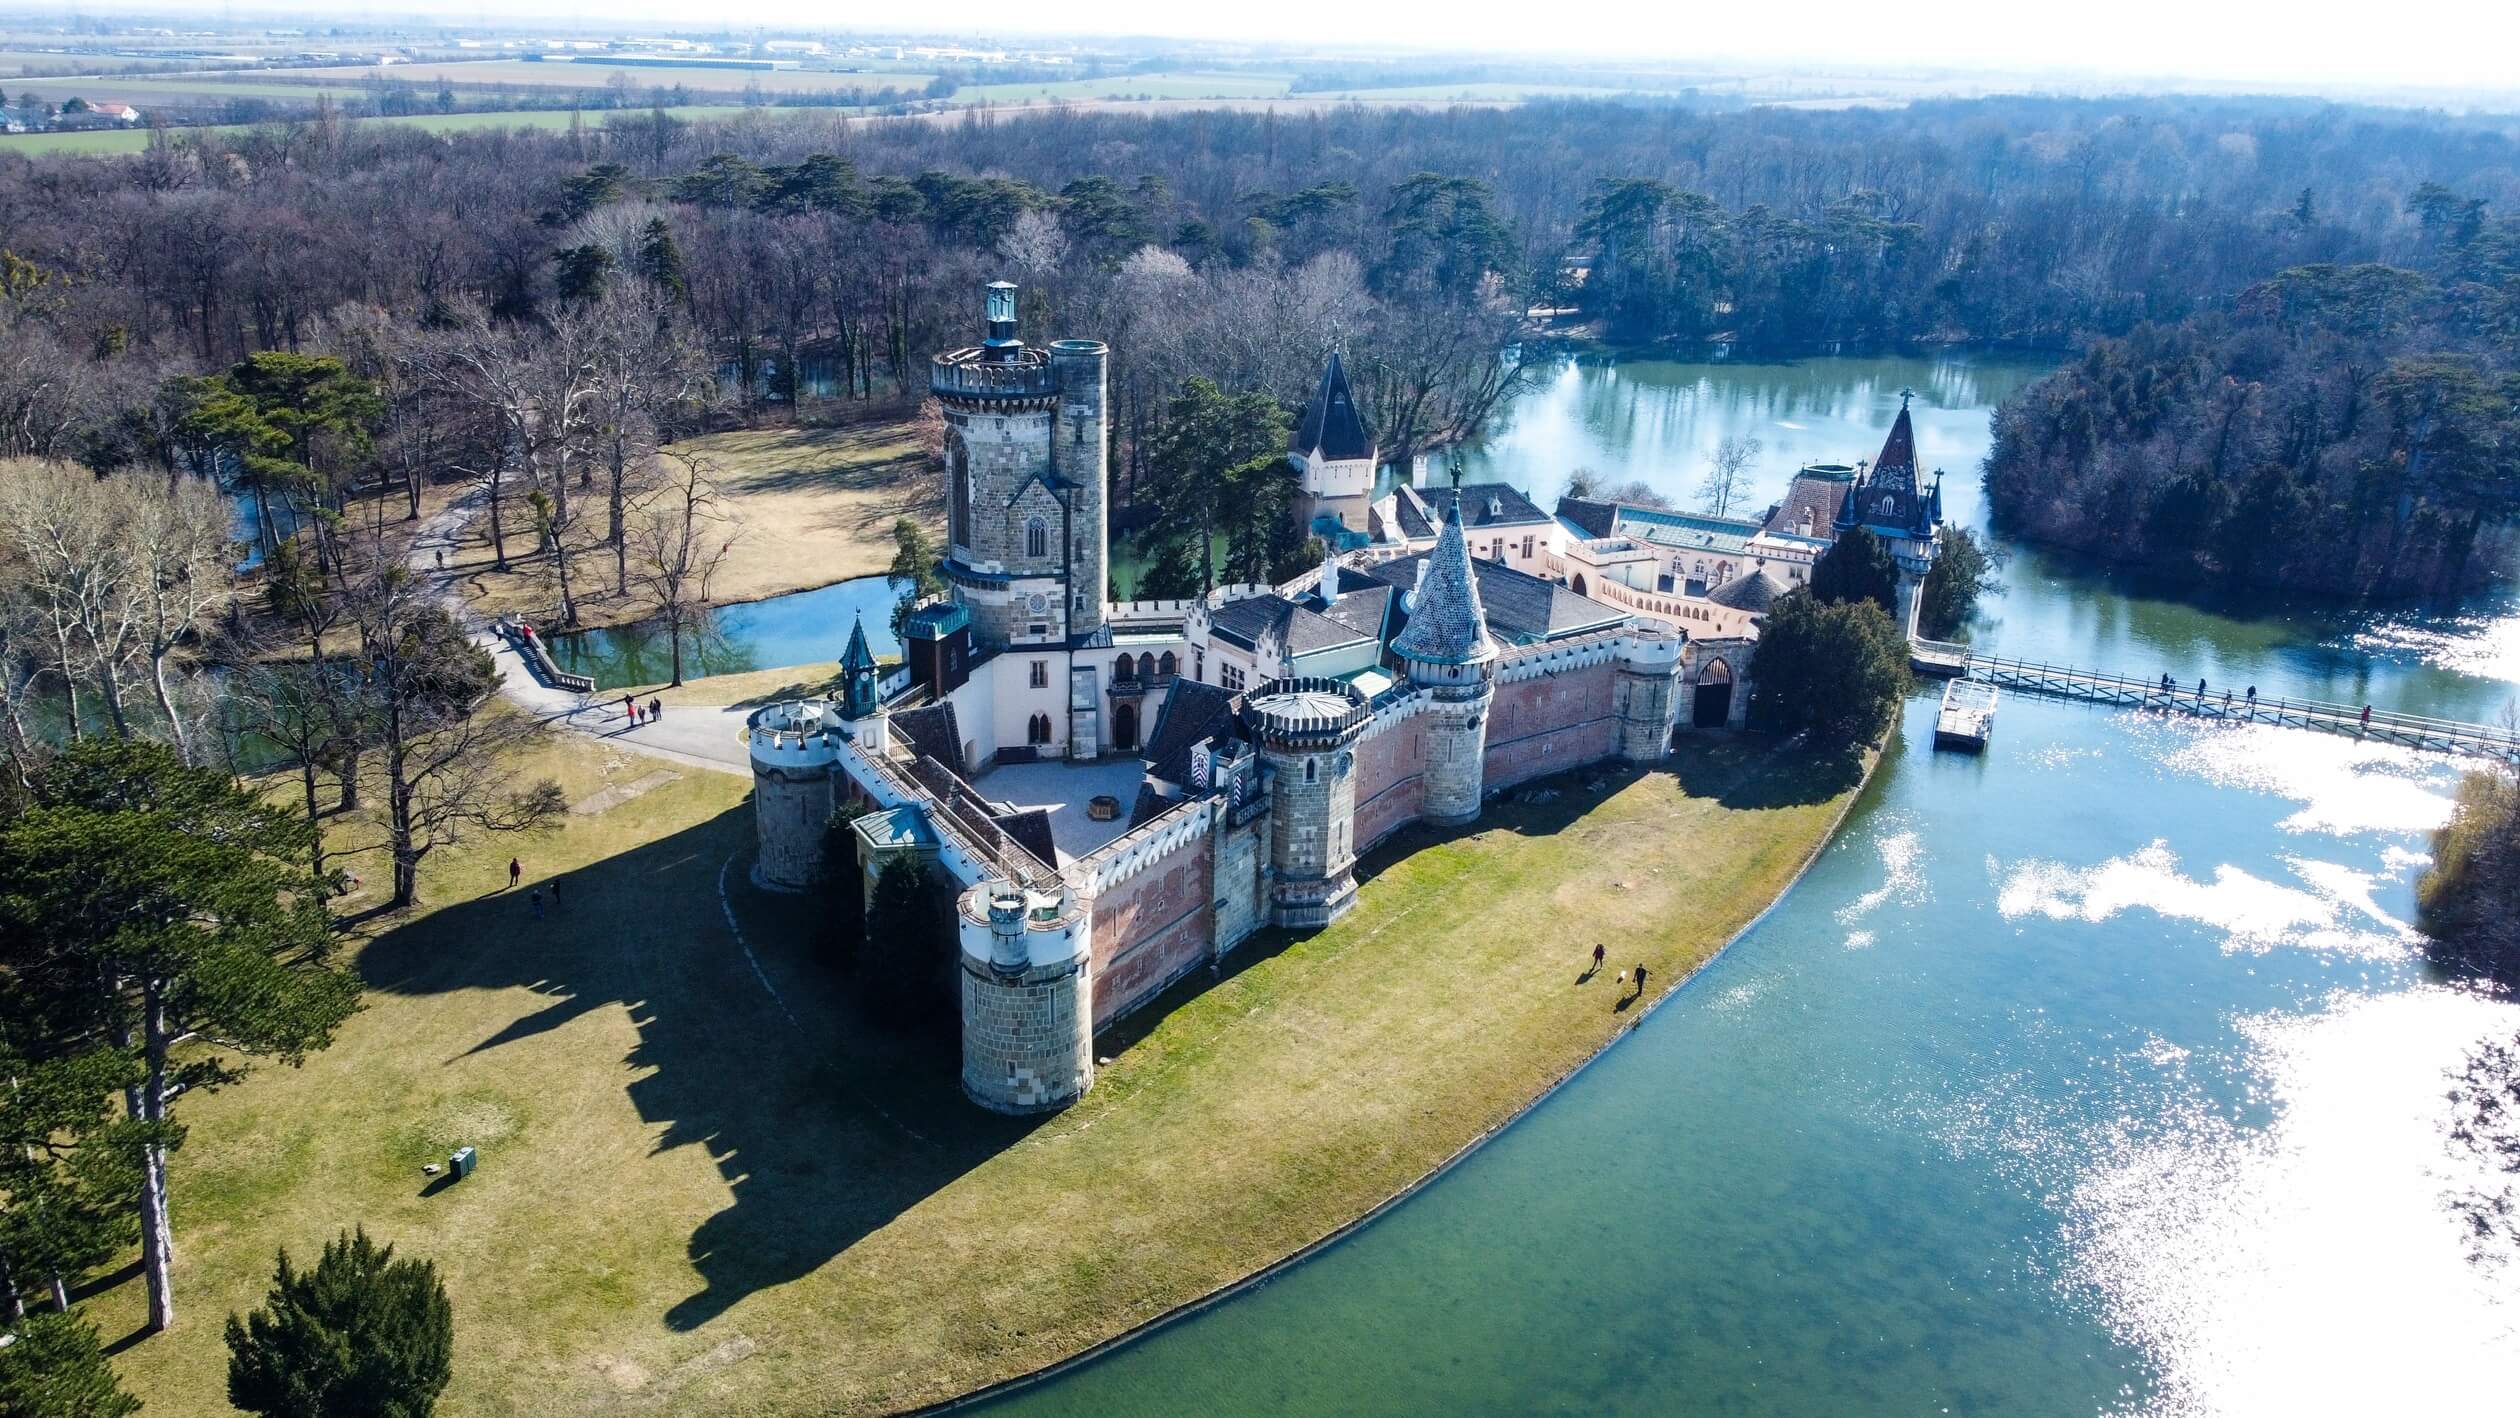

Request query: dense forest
[
  {"left": 1983, "top": 223, "right": 2520, "bottom": 596},
  {"left": 5, "top": 95, "right": 2520, "bottom": 469}
]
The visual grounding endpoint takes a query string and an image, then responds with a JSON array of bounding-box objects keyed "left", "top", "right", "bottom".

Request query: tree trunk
[
  {"left": 669, "top": 614, "right": 685, "bottom": 688},
  {"left": 389, "top": 737, "right": 419, "bottom": 909},
  {"left": 137, "top": 981, "right": 176, "bottom": 1334},
  {"left": 148, "top": 649, "right": 191, "bottom": 763},
  {"left": 609, "top": 438, "right": 630, "bottom": 595},
  {"left": 487, "top": 463, "right": 510, "bottom": 572},
  {"left": 337, "top": 746, "right": 361, "bottom": 811}
]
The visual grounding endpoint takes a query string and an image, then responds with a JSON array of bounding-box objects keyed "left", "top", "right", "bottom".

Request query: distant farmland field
[
  {"left": 0, "top": 104, "right": 787, "bottom": 156},
  {"left": 951, "top": 71, "right": 1295, "bottom": 102},
  {"left": 242, "top": 59, "right": 939, "bottom": 95}
]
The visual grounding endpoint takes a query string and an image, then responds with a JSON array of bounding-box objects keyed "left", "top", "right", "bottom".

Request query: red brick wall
[
  {"left": 1354, "top": 713, "right": 1428, "bottom": 852},
  {"left": 1089, "top": 832, "right": 1214, "bottom": 1028},
  {"left": 1483, "top": 664, "right": 1618, "bottom": 792}
]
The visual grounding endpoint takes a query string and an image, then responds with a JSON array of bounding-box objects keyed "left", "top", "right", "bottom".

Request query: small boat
[{"left": 1935, "top": 680, "right": 1998, "bottom": 751}]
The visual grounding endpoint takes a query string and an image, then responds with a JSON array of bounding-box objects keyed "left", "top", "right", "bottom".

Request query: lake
[
  {"left": 970, "top": 351, "right": 2520, "bottom": 1415},
  {"left": 545, "top": 575, "right": 904, "bottom": 690}
]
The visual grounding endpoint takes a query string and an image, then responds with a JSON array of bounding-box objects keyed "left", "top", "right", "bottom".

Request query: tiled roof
[
  {"left": 1613, "top": 506, "right": 1763, "bottom": 558},
  {"left": 1761, "top": 469, "right": 1852, "bottom": 538},
  {"left": 991, "top": 807, "right": 1059, "bottom": 866},
  {"left": 1870, "top": 399, "right": 1919, "bottom": 495},
  {"left": 1291, "top": 352, "right": 1375, "bottom": 462},
  {"left": 1387, "top": 513, "right": 1495, "bottom": 666},
  {"left": 1142, "top": 679, "right": 1244, "bottom": 788},
  {"left": 1555, "top": 496, "right": 1620, "bottom": 539},
  {"left": 1707, "top": 565, "right": 1793, "bottom": 613},
  {"left": 1207, "top": 594, "right": 1372, "bottom": 657},
  {"left": 1319, "top": 578, "right": 1392, "bottom": 641},
  {"left": 1369, "top": 553, "right": 1628, "bottom": 645},
  {"left": 1388, "top": 483, "right": 1551, "bottom": 540},
  {"left": 839, "top": 614, "right": 878, "bottom": 673},
  {"left": 890, "top": 702, "right": 964, "bottom": 777}
]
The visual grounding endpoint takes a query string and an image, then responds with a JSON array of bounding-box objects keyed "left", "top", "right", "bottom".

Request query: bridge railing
[{"left": 1963, "top": 654, "right": 2520, "bottom": 752}]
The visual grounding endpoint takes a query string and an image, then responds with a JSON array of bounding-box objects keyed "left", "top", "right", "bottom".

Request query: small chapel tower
[
  {"left": 1289, "top": 351, "right": 1377, "bottom": 537},
  {"left": 1392, "top": 511, "right": 1498, "bottom": 827},
  {"left": 838, "top": 612, "right": 881, "bottom": 721}
]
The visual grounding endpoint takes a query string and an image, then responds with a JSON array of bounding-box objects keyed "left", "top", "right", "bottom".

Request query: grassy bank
[{"left": 89, "top": 731, "right": 1861, "bottom": 1415}]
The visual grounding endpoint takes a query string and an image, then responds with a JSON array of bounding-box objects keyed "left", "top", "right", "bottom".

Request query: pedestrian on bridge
[
  {"left": 2361, "top": 704, "right": 2372, "bottom": 732},
  {"left": 2197, "top": 677, "right": 2207, "bottom": 696}
]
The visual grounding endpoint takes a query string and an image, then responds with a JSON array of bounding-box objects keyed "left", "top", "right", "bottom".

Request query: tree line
[{"left": 1983, "top": 199, "right": 2520, "bottom": 597}]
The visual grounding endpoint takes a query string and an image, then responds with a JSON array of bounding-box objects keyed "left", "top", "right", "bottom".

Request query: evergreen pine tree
[
  {"left": 1747, "top": 591, "right": 1910, "bottom": 749},
  {"left": 0, "top": 1311, "right": 141, "bottom": 1418},
  {"left": 225, "top": 1228, "right": 453, "bottom": 1418},
  {"left": 1808, "top": 525, "right": 1901, "bottom": 614},
  {"left": 635, "top": 218, "right": 688, "bottom": 300}
]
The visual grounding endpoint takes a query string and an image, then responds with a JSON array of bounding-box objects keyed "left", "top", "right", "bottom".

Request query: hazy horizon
[{"left": 7, "top": 0, "right": 2520, "bottom": 101}]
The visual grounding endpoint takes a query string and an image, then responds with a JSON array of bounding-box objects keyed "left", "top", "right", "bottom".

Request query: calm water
[
  {"left": 978, "top": 353, "right": 2520, "bottom": 1416},
  {"left": 546, "top": 576, "right": 903, "bottom": 690}
]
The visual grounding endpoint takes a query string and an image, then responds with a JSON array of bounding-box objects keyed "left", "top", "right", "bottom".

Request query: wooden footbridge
[{"left": 1909, "top": 639, "right": 2520, "bottom": 765}]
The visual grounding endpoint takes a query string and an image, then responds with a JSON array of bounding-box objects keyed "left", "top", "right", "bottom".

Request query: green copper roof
[{"left": 839, "top": 613, "right": 878, "bottom": 674}]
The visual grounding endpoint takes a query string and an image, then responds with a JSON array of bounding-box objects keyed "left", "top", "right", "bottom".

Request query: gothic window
[
  {"left": 1137, "top": 652, "right": 1156, "bottom": 681},
  {"left": 1028, "top": 713, "right": 1052, "bottom": 745},
  {"left": 1305, "top": 758, "right": 1317, "bottom": 783},
  {"left": 1029, "top": 660, "right": 1048, "bottom": 689},
  {"left": 1876, "top": 494, "right": 1895, "bottom": 518},
  {"left": 1158, "top": 651, "right": 1177, "bottom": 678},
  {"left": 1025, "top": 517, "right": 1048, "bottom": 560},
  {"left": 947, "top": 432, "right": 970, "bottom": 547}
]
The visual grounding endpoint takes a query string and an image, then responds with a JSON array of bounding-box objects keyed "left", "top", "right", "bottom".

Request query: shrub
[{"left": 226, "top": 1228, "right": 453, "bottom": 1418}]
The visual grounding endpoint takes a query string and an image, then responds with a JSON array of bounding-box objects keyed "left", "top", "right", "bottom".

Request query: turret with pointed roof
[
  {"left": 839, "top": 612, "right": 881, "bottom": 720},
  {"left": 1835, "top": 391, "right": 1941, "bottom": 542},
  {"left": 1290, "top": 350, "right": 1379, "bottom": 536},
  {"left": 1391, "top": 512, "right": 1497, "bottom": 670}
]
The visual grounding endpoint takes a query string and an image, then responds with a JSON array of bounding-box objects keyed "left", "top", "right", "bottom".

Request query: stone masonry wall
[
  {"left": 1088, "top": 829, "right": 1214, "bottom": 1028},
  {"left": 751, "top": 765, "right": 834, "bottom": 890},
  {"left": 959, "top": 953, "right": 1092, "bottom": 1113},
  {"left": 1483, "top": 661, "right": 1619, "bottom": 793}
]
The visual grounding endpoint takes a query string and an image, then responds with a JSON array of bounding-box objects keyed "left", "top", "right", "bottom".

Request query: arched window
[
  {"left": 947, "top": 432, "right": 970, "bottom": 548},
  {"left": 1025, "top": 517, "right": 1048, "bottom": 560},
  {"left": 1305, "top": 758, "right": 1317, "bottom": 783},
  {"left": 1028, "top": 713, "right": 1051, "bottom": 745},
  {"left": 1158, "top": 650, "right": 1177, "bottom": 678},
  {"left": 1137, "top": 652, "right": 1156, "bottom": 682}
]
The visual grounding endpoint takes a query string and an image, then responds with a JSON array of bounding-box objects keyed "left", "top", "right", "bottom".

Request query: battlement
[
  {"left": 931, "top": 345, "right": 1058, "bottom": 401},
  {"left": 1243, "top": 676, "right": 1373, "bottom": 745},
  {"left": 746, "top": 699, "right": 843, "bottom": 771}
]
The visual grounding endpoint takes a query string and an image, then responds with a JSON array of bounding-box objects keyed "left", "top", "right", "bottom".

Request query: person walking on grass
[
  {"left": 1591, "top": 942, "right": 1606, "bottom": 975},
  {"left": 508, "top": 857, "right": 521, "bottom": 890},
  {"left": 1633, "top": 963, "right": 1649, "bottom": 997}
]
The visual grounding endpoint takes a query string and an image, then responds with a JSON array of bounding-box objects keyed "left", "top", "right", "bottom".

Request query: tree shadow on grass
[
  {"left": 1666, "top": 730, "right": 1869, "bottom": 809},
  {"left": 357, "top": 804, "right": 1037, "bottom": 1335}
]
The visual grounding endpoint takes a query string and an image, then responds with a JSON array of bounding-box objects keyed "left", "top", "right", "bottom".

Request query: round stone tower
[
  {"left": 1614, "top": 623, "right": 1687, "bottom": 763},
  {"left": 1244, "top": 677, "right": 1373, "bottom": 928},
  {"left": 931, "top": 281, "right": 1109, "bottom": 655},
  {"left": 957, "top": 876, "right": 1093, "bottom": 1114},
  {"left": 1392, "top": 513, "right": 1498, "bottom": 828},
  {"left": 746, "top": 699, "right": 843, "bottom": 891}
]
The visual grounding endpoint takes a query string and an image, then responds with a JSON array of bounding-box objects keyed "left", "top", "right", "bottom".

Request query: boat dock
[{"left": 1934, "top": 680, "right": 1998, "bottom": 751}]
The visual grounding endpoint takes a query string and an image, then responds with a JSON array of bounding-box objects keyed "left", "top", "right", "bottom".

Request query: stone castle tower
[
  {"left": 1392, "top": 512, "right": 1498, "bottom": 827},
  {"left": 1833, "top": 391, "right": 1945, "bottom": 637},
  {"left": 1245, "top": 677, "right": 1373, "bottom": 927},
  {"left": 933, "top": 281, "right": 1110, "bottom": 653},
  {"left": 1288, "top": 351, "right": 1377, "bottom": 536},
  {"left": 957, "top": 878, "right": 1093, "bottom": 1114}
]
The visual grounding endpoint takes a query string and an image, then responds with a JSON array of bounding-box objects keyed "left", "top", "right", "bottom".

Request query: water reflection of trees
[{"left": 550, "top": 610, "right": 762, "bottom": 690}]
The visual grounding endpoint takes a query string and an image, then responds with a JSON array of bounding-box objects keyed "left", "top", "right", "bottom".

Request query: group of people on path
[{"left": 614, "top": 694, "right": 664, "bottom": 730}]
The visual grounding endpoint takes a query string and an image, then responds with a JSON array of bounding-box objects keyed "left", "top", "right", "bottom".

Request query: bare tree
[
  {"left": 344, "top": 554, "right": 563, "bottom": 908},
  {"left": 114, "top": 472, "right": 233, "bottom": 760},
  {"left": 568, "top": 283, "right": 711, "bottom": 594},
  {"left": 627, "top": 449, "right": 740, "bottom": 688},
  {"left": 1699, "top": 434, "right": 1764, "bottom": 519}
]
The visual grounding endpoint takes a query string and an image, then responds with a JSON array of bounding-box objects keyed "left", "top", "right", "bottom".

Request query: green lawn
[{"left": 86, "top": 730, "right": 1864, "bottom": 1415}]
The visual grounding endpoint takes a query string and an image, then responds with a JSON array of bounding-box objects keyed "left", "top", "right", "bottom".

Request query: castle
[{"left": 747, "top": 284, "right": 1939, "bottom": 1114}]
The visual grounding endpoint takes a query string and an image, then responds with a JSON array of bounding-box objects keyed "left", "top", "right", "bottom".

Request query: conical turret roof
[
  {"left": 1868, "top": 393, "right": 1919, "bottom": 497},
  {"left": 839, "top": 613, "right": 878, "bottom": 674},
  {"left": 1291, "top": 351, "right": 1375, "bottom": 462},
  {"left": 1391, "top": 512, "right": 1497, "bottom": 667}
]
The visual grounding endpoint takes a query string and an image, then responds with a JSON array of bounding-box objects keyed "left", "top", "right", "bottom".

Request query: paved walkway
[{"left": 409, "top": 491, "right": 754, "bottom": 779}]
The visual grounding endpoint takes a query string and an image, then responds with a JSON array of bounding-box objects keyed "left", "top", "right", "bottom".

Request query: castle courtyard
[{"left": 94, "top": 725, "right": 1864, "bottom": 1417}]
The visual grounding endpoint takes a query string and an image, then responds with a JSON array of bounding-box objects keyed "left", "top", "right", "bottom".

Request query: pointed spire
[
  {"left": 840, "top": 613, "right": 877, "bottom": 674},
  {"left": 1392, "top": 512, "right": 1497, "bottom": 668},
  {"left": 1870, "top": 399, "right": 1919, "bottom": 496},
  {"left": 1292, "top": 349, "right": 1375, "bottom": 462}
]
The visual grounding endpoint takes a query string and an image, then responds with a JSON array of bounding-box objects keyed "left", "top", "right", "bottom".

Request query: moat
[{"left": 972, "top": 353, "right": 2520, "bottom": 1414}]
